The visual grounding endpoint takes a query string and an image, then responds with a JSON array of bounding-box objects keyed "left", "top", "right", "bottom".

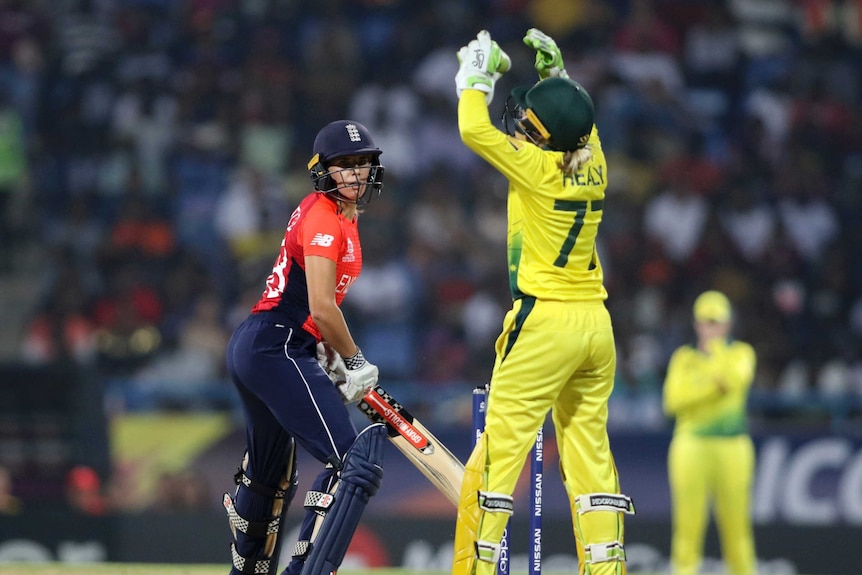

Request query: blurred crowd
[
  {"left": 0, "top": 461, "right": 211, "bottom": 515},
  {"left": 2, "top": 0, "right": 862, "bottom": 425}
]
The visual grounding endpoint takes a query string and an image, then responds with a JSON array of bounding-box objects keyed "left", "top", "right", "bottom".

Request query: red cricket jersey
[{"left": 251, "top": 192, "right": 362, "bottom": 340}]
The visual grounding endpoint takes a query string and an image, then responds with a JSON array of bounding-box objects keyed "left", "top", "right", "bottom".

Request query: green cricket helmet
[{"left": 504, "top": 77, "right": 595, "bottom": 151}]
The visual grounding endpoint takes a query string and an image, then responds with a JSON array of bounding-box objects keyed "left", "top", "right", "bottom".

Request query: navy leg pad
[{"left": 299, "top": 424, "right": 386, "bottom": 575}]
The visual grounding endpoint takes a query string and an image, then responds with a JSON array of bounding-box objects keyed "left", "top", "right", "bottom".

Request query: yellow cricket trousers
[
  {"left": 668, "top": 434, "right": 756, "bottom": 575},
  {"left": 463, "top": 298, "right": 627, "bottom": 575}
]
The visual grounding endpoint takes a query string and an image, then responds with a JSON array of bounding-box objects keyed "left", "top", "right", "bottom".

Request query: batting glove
[
  {"left": 317, "top": 342, "right": 366, "bottom": 404},
  {"left": 523, "top": 28, "right": 569, "bottom": 80},
  {"left": 455, "top": 30, "right": 511, "bottom": 105},
  {"left": 316, "top": 342, "right": 347, "bottom": 384},
  {"left": 341, "top": 348, "right": 379, "bottom": 404}
]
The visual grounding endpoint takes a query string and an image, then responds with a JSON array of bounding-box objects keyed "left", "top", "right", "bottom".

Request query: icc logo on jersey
[{"left": 343, "top": 238, "right": 355, "bottom": 262}]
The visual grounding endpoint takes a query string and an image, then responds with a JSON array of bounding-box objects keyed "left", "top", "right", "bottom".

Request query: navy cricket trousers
[{"left": 225, "top": 312, "right": 358, "bottom": 574}]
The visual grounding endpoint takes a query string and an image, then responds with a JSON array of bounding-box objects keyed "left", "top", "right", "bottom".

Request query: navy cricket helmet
[
  {"left": 504, "top": 77, "right": 594, "bottom": 152},
  {"left": 307, "top": 120, "right": 384, "bottom": 205}
]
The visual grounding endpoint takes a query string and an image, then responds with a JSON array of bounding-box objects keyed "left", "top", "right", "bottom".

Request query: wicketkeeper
[{"left": 451, "top": 29, "right": 635, "bottom": 575}]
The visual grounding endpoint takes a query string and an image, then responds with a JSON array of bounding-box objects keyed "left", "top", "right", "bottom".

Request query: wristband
[{"left": 344, "top": 348, "right": 366, "bottom": 371}]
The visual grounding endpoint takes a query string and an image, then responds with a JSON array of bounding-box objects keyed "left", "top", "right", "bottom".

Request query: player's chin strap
[
  {"left": 299, "top": 423, "right": 386, "bottom": 575},
  {"left": 225, "top": 440, "right": 298, "bottom": 575},
  {"left": 574, "top": 493, "right": 636, "bottom": 569}
]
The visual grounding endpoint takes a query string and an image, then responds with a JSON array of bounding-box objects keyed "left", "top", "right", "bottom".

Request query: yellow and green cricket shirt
[
  {"left": 663, "top": 339, "right": 756, "bottom": 436},
  {"left": 458, "top": 90, "right": 608, "bottom": 303}
]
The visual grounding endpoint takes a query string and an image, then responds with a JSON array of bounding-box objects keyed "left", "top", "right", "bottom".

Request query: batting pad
[
  {"left": 227, "top": 439, "right": 297, "bottom": 575},
  {"left": 300, "top": 423, "right": 386, "bottom": 575}
]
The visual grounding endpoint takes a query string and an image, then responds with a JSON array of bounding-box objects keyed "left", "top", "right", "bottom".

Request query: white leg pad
[
  {"left": 585, "top": 541, "right": 626, "bottom": 564},
  {"left": 475, "top": 540, "right": 501, "bottom": 564},
  {"left": 477, "top": 491, "right": 514, "bottom": 515},
  {"left": 575, "top": 493, "right": 635, "bottom": 515}
]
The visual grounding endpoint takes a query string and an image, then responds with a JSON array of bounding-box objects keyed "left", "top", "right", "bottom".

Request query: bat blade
[{"left": 358, "top": 385, "right": 464, "bottom": 506}]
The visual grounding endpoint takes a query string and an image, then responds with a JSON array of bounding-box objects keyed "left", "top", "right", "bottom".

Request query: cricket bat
[{"left": 357, "top": 385, "right": 464, "bottom": 506}]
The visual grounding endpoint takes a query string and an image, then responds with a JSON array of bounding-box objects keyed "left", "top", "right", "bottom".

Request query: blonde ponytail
[{"left": 558, "top": 146, "right": 592, "bottom": 176}]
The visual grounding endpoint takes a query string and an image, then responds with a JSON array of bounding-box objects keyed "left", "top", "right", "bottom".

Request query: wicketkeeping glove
[
  {"left": 523, "top": 28, "right": 569, "bottom": 80},
  {"left": 455, "top": 30, "right": 511, "bottom": 105},
  {"left": 341, "top": 348, "right": 379, "bottom": 404}
]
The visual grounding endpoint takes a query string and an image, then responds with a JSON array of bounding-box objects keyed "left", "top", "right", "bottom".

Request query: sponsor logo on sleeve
[{"left": 310, "top": 233, "right": 335, "bottom": 247}]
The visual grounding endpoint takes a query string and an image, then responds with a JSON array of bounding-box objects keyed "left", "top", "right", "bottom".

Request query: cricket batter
[
  {"left": 663, "top": 290, "right": 757, "bottom": 575},
  {"left": 452, "top": 29, "right": 634, "bottom": 575},
  {"left": 223, "top": 120, "right": 387, "bottom": 575}
]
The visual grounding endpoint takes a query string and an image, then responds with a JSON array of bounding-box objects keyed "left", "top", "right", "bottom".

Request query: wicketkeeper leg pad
[
  {"left": 452, "top": 432, "right": 514, "bottom": 575},
  {"left": 299, "top": 423, "right": 386, "bottom": 575},
  {"left": 573, "top": 492, "right": 636, "bottom": 575},
  {"left": 225, "top": 440, "right": 298, "bottom": 575}
]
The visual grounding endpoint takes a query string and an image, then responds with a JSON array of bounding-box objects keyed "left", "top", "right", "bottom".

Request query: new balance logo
[
  {"left": 310, "top": 233, "right": 335, "bottom": 247},
  {"left": 346, "top": 124, "right": 361, "bottom": 142}
]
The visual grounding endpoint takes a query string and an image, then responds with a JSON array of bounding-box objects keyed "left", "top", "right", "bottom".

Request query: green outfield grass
[
  {"left": 0, "top": 566, "right": 825, "bottom": 575},
  {"left": 0, "top": 566, "right": 226, "bottom": 575},
  {"left": 0, "top": 569, "right": 494, "bottom": 575},
  {"left": 0, "top": 567, "right": 456, "bottom": 575},
  {"left": 0, "top": 567, "right": 454, "bottom": 575}
]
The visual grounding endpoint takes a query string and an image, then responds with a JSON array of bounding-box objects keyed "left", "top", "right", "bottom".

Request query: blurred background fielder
[{"left": 663, "top": 291, "right": 757, "bottom": 575}]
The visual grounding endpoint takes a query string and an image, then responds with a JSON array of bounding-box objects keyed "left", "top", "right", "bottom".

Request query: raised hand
[
  {"left": 455, "top": 30, "right": 511, "bottom": 105},
  {"left": 523, "top": 28, "right": 569, "bottom": 80}
]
